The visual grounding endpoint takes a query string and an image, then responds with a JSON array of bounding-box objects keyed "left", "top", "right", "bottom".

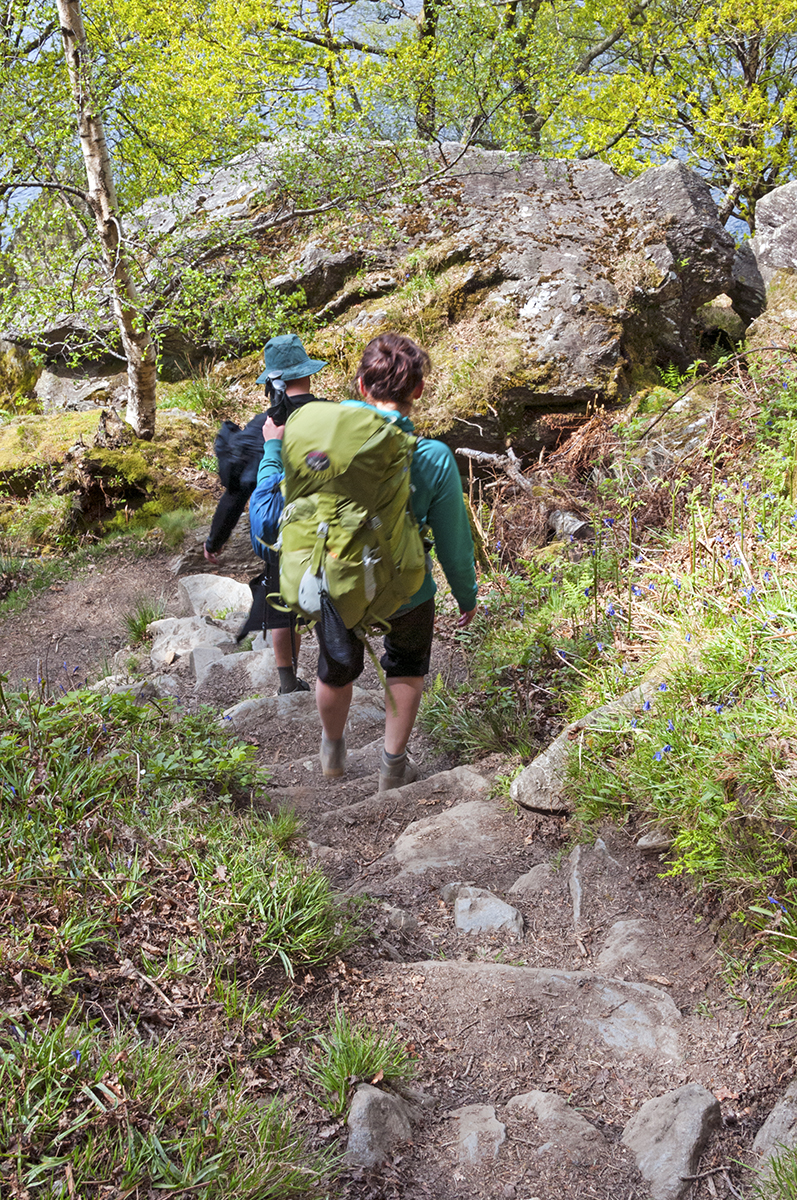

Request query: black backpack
[{"left": 213, "top": 418, "right": 266, "bottom": 494}]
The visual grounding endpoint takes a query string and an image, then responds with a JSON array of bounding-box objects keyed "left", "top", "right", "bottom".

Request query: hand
[
  {"left": 203, "top": 544, "right": 220, "bottom": 564},
  {"left": 262, "top": 416, "right": 285, "bottom": 441},
  {"left": 457, "top": 606, "right": 477, "bottom": 629}
]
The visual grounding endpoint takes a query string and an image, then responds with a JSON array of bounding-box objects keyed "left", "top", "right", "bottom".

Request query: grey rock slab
[
  {"left": 637, "top": 825, "right": 674, "bottom": 853},
  {"left": 34, "top": 367, "right": 127, "bottom": 412},
  {"left": 222, "top": 688, "right": 316, "bottom": 732},
  {"left": 730, "top": 240, "right": 766, "bottom": 323},
  {"left": 89, "top": 673, "right": 182, "bottom": 703},
  {"left": 195, "top": 648, "right": 279, "bottom": 699},
  {"left": 383, "top": 903, "right": 418, "bottom": 933},
  {"left": 510, "top": 682, "right": 658, "bottom": 812},
  {"left": 190, "top": 645, "right": 224, "bottom": 685},
  {"left": 345, "top": 1084, "right": 413, "bottom": 1167},
  {"left": 753, "top": 1078, "right": 797, "bottom": 1165},
  {"left": 223, "top": 685, "right": 381, "bottom": 737},
  {"left": 178, "top": 574, "right": 251, "bottom": 619},
  {"left": 391, "top": 799, "right": 509, "bottom": 875},
  {"left": 622, "top": 1084, "right": 721, "bottom": 1200},
  {"left": 621, "top": 162, "right": 735, "bottom": 312},
  {"left": 379, "top": 765, "right": 489, "bottom": 805},
  {"left": 509, "top": 863, "right": 556, "bottom": 896},
  {"left": 505, "top": 1090, "right": 605, "bottom": 1164},
  {"left": 547, "top": 510, "right": 594, "bottom": 541},
  {"left": 595, "top": 918, "right": 669, "bottom": 979},
  {"left": 451, "top": 886, "right": 524, "bottom": 937},
  {"left": 449, "top": 1104, "right": 506, "bottom": 1165},
  {"left": 282, "top": 737, "right": 383, "bottom": 783},
  {"left": 11, "top": 150, "right": 735, "bottom": 428},
  {"left": 408, "top": 961, "right": 681, "bottom": 1061},
  {"left": 751, "top": 179, "right": 797, "bottom": 287},
  {"left": 148, "top": 616, "right": 231, "bottom": 667},
  {"left": 568, "top": 837, "right": 631, "bottom": 930}
]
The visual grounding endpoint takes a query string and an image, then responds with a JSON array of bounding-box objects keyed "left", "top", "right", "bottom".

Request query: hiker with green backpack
[{"left": 249, "top": 333, "right": 478, "bottom": 791}]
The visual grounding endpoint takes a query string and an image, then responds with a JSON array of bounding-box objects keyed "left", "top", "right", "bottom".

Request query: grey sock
[
  {"left": 383, "top": 748, "right": 406, "bottom": 762},
  {"left": 278, "top": 667, "right": 297, "bottom": 692}
]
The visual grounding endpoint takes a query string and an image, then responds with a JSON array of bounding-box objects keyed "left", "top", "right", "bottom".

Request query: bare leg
[
  {"left": 383, "top": 676, "right": 424, "bottom": 755},
  {"left": 272, "top": 626, "right": 300, "bottom": 669},
  {"left": 316, "top": 678, "right": 352, "bottom": 741}
]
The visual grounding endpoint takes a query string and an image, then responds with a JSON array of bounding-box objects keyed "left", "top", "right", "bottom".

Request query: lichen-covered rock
[
  {"left": 3, "top": 150, "right": 737, "bottom": 457},
  {"left": 750, "top": 180, "right": 797, "bottom": 287}
]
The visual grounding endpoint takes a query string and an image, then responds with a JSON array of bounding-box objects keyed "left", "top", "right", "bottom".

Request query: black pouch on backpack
[{"left": 318, "top": 590, "right": 361, "bottom": 673}]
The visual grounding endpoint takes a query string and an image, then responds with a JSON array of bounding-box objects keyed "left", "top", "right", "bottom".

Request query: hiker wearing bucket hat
[
  {"left": 203, "top": 333, "right": 327, "bottom": 693},
  {"left": 255, "top": 333, "right": 327, "bottom": 388}
]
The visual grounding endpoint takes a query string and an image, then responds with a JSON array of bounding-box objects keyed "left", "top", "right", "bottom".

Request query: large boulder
[
  {"left": 750, "top": 180, "right": 797, "bottom": 287},
  {"left": 746, "top": 181, "right": 797, "bottom": 352},
  {"left": 2, "top": 149, "right": 738, "bottom": 454}
]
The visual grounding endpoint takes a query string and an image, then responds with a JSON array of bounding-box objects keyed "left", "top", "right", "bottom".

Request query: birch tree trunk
[{"left": 55, "top": 0, "right": 157, "bottom": 439}]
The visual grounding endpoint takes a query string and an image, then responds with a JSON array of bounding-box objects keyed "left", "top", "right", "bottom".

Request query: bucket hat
[{"left": 255, "top": 334, "right": 327, "bottom": 384}]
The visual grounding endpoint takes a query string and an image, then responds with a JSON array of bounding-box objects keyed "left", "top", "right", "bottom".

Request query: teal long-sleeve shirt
[{"left": 250, "top": 399, "right": 478, "bottom": 615}]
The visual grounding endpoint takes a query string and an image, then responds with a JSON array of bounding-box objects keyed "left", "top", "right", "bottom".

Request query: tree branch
[
  {"left": 572, "top": 0, "right": 654, "bottom": 76},
  {"left": 0, "top": 178, "right": 90, "bottom": 204}
]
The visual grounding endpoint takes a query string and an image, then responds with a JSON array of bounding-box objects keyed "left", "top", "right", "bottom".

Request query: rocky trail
[{"left": 3, "top": 533, "right": 797, "bottom": 1200}]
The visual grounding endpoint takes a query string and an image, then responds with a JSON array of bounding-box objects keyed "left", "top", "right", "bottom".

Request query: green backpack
[{"left": 278, "top": 401, "right": 426, "bottom": 632}]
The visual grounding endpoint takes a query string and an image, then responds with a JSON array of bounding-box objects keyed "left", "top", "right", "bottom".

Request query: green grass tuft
[
  {"left": 305, "top": 1006, "right": 416, "bottom": 1117},
  {"left": 123, "top": 594, "right": 166, "bottom": 643}
]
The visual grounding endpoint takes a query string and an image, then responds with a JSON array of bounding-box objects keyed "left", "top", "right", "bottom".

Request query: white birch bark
[{"left": 55, "top": 0, "right": 157, "bottom": 439}]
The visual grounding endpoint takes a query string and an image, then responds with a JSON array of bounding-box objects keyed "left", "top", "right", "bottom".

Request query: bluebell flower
[
  {"left": 715, "top": 704, "right": 723, "bottom": 713},
  {"left": 770, "top": 552, "right": 777, "bottom": 562},
  {"left": 597, "top": 642, "right": 604, "bottom": 652},
  {"left": 659, "top": 683, "right": 667, "bottom": 691},
  {"left": 769, "top": 896, "right": 788, "bottom": 913},
  {"left": 764, "top": 571, "right": 772, "bottom": 582},
  {"left": 584, "top": 587, "right": 590, "bottom": 597},
  {"left": 643, "top": 700, "right": 651, "bottom": 711},
  {"left": 685, "top": 634, "right": 691, "bottom": 642},
  {"left": 607, "top": 604, "right": 616, "bottom": 616},
  {"left": 630, "top": 718, "right": 638, "bottom": 728},
  {"left": 654, "top": 749, "right": 663, "bottom": 761},
  {"left": 674, "top": 579, "right": 681, "bottom": 590},
  {"left": 632, "top": 585, "right": 642, "bottom": 596},
  {"left": 605, "top": 517, "right": 615, "bottom": 526},
  {"left": 73, "top": 1050, "right": 81, "bottom": 1065},
  {"left": 667, "top": 719, "right": 674, "bottom": 731},
  {"left": 648, "top": 583, "right": 655, "bottom": 591}
]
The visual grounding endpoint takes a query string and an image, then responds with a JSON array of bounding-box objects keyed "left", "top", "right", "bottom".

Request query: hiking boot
[
  {"left": 320, "top": 735, "right": 347, "bottom": 778},
  {"left": 277, "top": 676, "right": 311, "bottom": 695},
  {"left": 379, "top": 750, "right": 419, "bottom": 792}
]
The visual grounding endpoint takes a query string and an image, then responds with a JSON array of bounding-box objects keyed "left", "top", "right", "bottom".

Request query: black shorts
[{"left": 316, "top": 598, "right": 436, "bottom": 688}]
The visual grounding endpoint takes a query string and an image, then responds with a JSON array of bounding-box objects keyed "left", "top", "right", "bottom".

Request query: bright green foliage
[
  {"left": 376, "top": 0, "right": 797, "bottom": 228},
  {"left": 418, "top": 555, "right": 614, "bottom": 759},
  {"left": 0, "top": 1007, "right": 335, "bottom": 1198},
  {"left": 0, "top": 683, "right": 354, "bottom": 1194},
  {"left": 753, "top": 1148, "right": 797, "bottom": 1199},
  {"left": 305, "top": 1006, "right": 416, "bottom": 1117}
]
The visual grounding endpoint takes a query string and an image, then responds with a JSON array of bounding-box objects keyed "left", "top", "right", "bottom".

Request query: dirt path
[{"left": 1, "top": 547, "right": 789, "bottom": 1200}]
